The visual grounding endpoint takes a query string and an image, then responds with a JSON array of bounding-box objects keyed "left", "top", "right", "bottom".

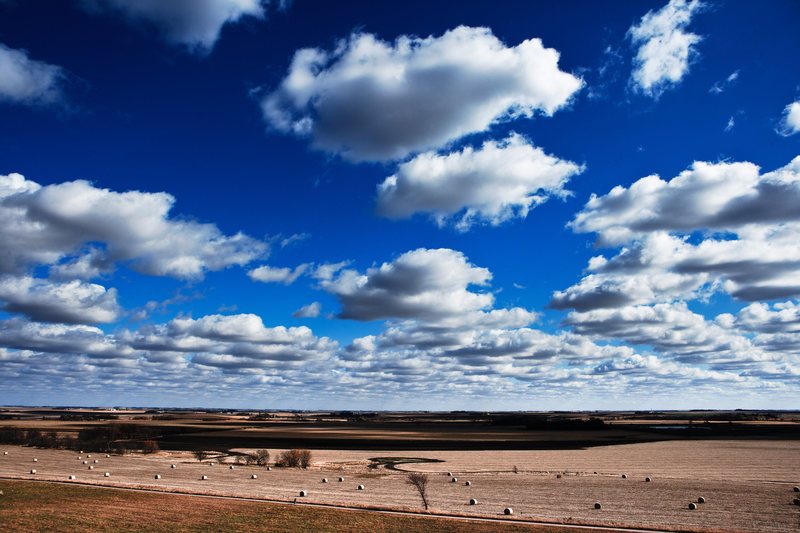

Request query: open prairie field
[{"left": 2, "top": 439, "right": 799, "bottom": 532}]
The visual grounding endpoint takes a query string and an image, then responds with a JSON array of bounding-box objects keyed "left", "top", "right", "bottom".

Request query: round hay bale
[
  {"left": 556, "top": 474, "right": 562, "bottom": 479},
  {"left": 229, "top": 465, "right": 234, "bottom": 470},
  {"left": 30, "top": 469, "right": 36, "bottom": 474},
  {"left": 88, "top": 466, "right": 94, "bottom": 470},
  {"left": 201, "top": 475, "right": 208, "bottom": 480},
  {"left": 465, "top": 481, "right": 471, "bottom": 486},
  {"left": 794, "top": 486, "right": 800, "bottom": 493},
  {"left": 322, "top": 478, "right": 328, "bottom": 483},
  {"left": 593, "top": 471, "right": 597, "bottom": 474},
  {"left": 357, "top": 484, "right": 365, "bottom": 490},
  {"left": 689, "top": 502, "right": 697, "bottom": 510},
  {"left": 93, "top": 460, "right": 99, "bottom": 464},
  {"left": 154, "top": 475, "right": 161, "bottom": 479},
  {"left": 171, "top": 464, "right": 176, "bottom": 469},
  {"left": 68, "top": 475, "right": 76, "bottom": 480},
  {"left": 209, "top": 462, "right": 215, "bottom": 466},
  {"left": 267, "top": 467, "right": 272, "bottom": 471},
  {"left": 645, "top": 477, "right": 651, "bottom": 482},
  {"left": 338, "top": 477, "right": 344, "bottom": 482},
  {"left": 83, "top": 461, "right": 88, "bottom": 464},
  {"left": 77, "top": 456, "right": 82, "bottom": 460},
  {"left": 794, "top": 498, "right": 800, "bottom": 506},
  {"left": 698, "top": 496, "right": 706, "bottom": 503},
  {"left": 504, "top": 507, "right": 513, "bottom": 515},
  {"left": 621, "top": 474, "right": 627, "bottom": 479},
  {"left": 104, "top": 472, "right": 110, "bottom": 477},
  {"left": 594, "top": 502, "right": 602, "bottom": 509},
  {"left": 251, "top": 474, "right": 257, "bottom": 479},
  {"left": 3, "top": 451, "right": 7, "bottom": 455},
  {"left": 87, "top": 455, "right": 91, "bottom": 458},
  {"left": 299, "top": 490, "right": 307, "bottom": 497},
  {"left": 447, "top": 472, "right": 453, "bottom": 476},
  {"left": 470, "top": 498, "right": 478, "bottom": 505},
  {"left": 33, "top": 458, "right": 37, "bottom": 462},
  {"left": 105, "top": 454, "right": 110, "bottom": 458},
  {"left": 451, "top": 477, "right": 457, "bottom": 483}
]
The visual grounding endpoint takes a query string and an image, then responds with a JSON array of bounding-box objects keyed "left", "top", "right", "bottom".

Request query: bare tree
[
  {"left": 254, "top": 449, "right": 270, "bottom": 466},
  {"left": 407, "top": 472, "right": 430, "bottom": 510},
  {"left": 193, "top": 450, "right": 208, "bottom": 462}
]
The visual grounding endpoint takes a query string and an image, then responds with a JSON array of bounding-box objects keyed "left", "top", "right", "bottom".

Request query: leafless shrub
[{"left": 407, "top": 472, "right": 430, "bottom": 510}]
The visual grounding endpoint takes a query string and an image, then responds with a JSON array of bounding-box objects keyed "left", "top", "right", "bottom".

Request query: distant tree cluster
[
  {"left": 275, "top": 449, "right": 312, "bottom": 468},
  {"left": 0, "top": 423, "right": 159, "bottom": 454}
]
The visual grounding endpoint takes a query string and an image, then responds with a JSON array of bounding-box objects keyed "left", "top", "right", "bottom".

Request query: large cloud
[
  {"left": 628, "top": 0, "right": 703, "bottom": 97},
  {"left": 261, "top": 26, "right": 583, "bottom": 162},
  {"left": 0, "top": 276, "right": 121, "bottom": 324},
  {"left": 319, "top": 248, "right": 497, "bottom": 322},
  {"left": 376, "top": 133, "right": 582, "bottom": 230},
  {"left": 0, "top": 173, "right": 267, "bottom": 279},
  {"left": 571, "top": 158, "right": 800, "bottom": 247},
  {"left": 81, "top": 0, "right": 266, "bottom": 53},
  {"left": 0, "top": 43, "right": 65, "bottom": 106}
]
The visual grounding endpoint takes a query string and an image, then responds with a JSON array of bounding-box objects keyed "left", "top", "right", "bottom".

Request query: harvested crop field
[{"left": 2, "top": 440, "right": 799, "bottom": 532}]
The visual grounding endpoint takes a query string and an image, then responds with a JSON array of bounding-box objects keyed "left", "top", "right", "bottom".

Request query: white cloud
[
  {"left": 724, "top": 116, "right": 735, "bottom": 132},
  {"left": 82, "top": 0, "right": 266, "bottom": 53},
  {"left": 557, "top": 156, "right": 800, "bottom": 310},
  {"left": 0, "top": 173, "right": 268, "bottom": 279},
  {"left": 248, "top": 263, "right": 310, "bottom": 284},
  {"left": 778, "top": 101, "right": 800, "bottom": 136},
  {"left": 292, "top": 301, "right": 320, "bottom": 318},
  {"left": 0, "top": 275, "right": 121, "bottom": 324},
  {"left": 261, "top": 26, "right": 583, "bottom": 162},
  {"left": 571, "top": 157, "right": 800, "bottom": 247},
  {"left": 320, "top": 248, "right": 495, "bottom": 322},
  {"left": 376, "top": 133, "right": 583, "bottom": 230},
  {"left": 0, "top": 43, "right": 65, "bottom": 105},
  {"left": 709, "top": 70, "right": 739, "bottom": 94},
  {"left": 628, "top": 0, "right": 703, "bottom": 97}
]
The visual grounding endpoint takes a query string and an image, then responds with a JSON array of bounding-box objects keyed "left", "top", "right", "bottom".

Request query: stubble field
[{"left": 2, "top": 439, "right": 799, "bottom": 532}]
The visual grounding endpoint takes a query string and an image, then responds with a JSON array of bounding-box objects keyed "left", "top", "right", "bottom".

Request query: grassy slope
[{"left": 0, "top": 481, "right": 582, "bottom": 533}]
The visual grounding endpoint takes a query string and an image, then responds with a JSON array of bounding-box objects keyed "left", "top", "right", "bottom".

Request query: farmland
[{"left": 1, "top": 408, "right": 799, "bottom": 531}]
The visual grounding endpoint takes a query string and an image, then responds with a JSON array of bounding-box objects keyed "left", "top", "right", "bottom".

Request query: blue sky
[{"left": 1, "top": 0, "right": 799, "bottom": 409}]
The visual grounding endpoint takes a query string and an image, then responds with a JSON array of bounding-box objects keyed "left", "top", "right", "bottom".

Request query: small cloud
[
  {"left": 513, "top": 283, "right": 526, "bottom": 289},
  {"left": 628, "top": 0, "right": 704, "bottom": 98},
  {"left": 292, "top": 301, "right": 321, "bottom": 318},
  {"left": 709, "top": 70, "right": 739, "bottom": 94},
  {"left": 777, "top": 101, "right": 800, "bottom": 136},
  {"left": 280, "top": 233, "right": 310, "bottom": 248},
  {"left": 248, "top": 263, "right": 310, "bottom": 285},
  {"left": 724, "top": 116, "right": 735, "bottom": 132},
  {"left": 0, "top": 42, "right": 66, "bottom": 106}
]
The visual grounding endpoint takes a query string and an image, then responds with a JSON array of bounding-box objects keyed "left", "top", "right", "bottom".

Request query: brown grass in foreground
[{"left": 0, "top": 480, "right": 587, "bottom": 533}]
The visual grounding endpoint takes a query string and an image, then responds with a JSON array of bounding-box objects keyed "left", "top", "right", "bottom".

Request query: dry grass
[{"left": 0, "top": 480, "right": 584, "bottom": 533}]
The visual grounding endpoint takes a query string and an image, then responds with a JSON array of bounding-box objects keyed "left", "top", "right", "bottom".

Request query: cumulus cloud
[
  {"left": 0, "top": 317, "right": 133, "bottom": 358},
  {"left": 292, "top": 301, "right": 321, "bottom": 318},
  {"left": 0, "top": 275, "right": 121, "bottom": 324},
  {"left": 82, "top": 0, "right": 266, "bottom": 53},
  {"left": 571, "top": 157, "right": 800, "bottom": 247},
  {"left": 375, "top": 133, "right": 583, "bottom": 230},
  {"left": 628, "top": 0, "right": 703, "bottom": 97},
  {"left": 0, "top": 173, "right": 267, "bottom": 279},
  {"left": 557, "top": 156, "right": 800, "bottom": 311},
  {"left": 261, "top": 26, "right": 583, "bottom": 161},
  {"left": 320, "top": 248, "right": 495, "bottom": 322},
  {"left": 127, "top": 313, "right": 337, "bottom": 366},
  {"left": 563, "top": 302, "right": 769, "bottom": 367},
  {"left": 248, "top": 263, "right": 310, "bottom": 284},
  {"left": 778, "top": 101, "right": 800, "bottom": 136},
  {"left": 0, "top": 43, "right": 65, "bottom": 105}
]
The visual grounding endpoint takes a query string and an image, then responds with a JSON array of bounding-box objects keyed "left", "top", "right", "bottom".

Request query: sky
[{"left": 1, "top": 0, "right": 799, "bottom": 410}]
